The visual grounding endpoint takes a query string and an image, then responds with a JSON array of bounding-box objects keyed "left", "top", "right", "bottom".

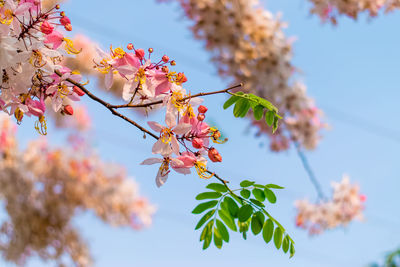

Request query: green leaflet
[{"left": 192, "top": 200, "right": 218, "bottom": 214}]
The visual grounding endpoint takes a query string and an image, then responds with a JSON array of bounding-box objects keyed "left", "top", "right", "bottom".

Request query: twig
[{"left": 109, "top": 83, "right": 243, "bottom": 109}]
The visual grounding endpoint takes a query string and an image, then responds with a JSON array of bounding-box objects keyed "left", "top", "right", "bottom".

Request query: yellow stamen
[
  {"left": 194, "top": 161, "right": 214, "bottom": 179},
  {"left": 110, "top": 46, "right": 126, "bottom": 59},
  {"left": 34, "top": 116, "right": 47, "bottom": 135},
  {"left": 160, "top": 128, "right": 172, "bottom": 144},
  {"left": 57, "top": 84, "right": 69, "bottom": 97},
  {"left": 14, "top": 108, "right": 23, "bottom": 124},
  {"left": 29, "top": 50, "right": 46, "bottom": 68},
  {"left": 209, "top": 127, "right": 227, "bottom": 144},
  {"left": 170, "top": 90, "right": 186, "bottom": 112},
  {"left": 183, "top": 104, "right": 195, "bottom": 118},
  {"left": 134, "top": 68, "right": 146, "bottom": 86},
  {"left": 95, "top": 59, "right": 111, "bottom": 74},
  {"left": 0, "top": 9, "right": 13, "bottom": 25},
  {"left": 63, "top": 38, "right": 82, "bottom": 55},
  {"left": 159, "top": 158, "right": 170, "bottom": 176}
]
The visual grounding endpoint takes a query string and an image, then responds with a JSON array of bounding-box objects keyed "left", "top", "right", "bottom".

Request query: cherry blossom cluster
[
  {"left": 0, "top": 114, "right": 155, "bottom": 266},
  {"left": 0, "top": 0, "right": 83, "bottom": 135},
  {"left": 295, "top": 175, "right": 366, "bottom": 235},
  {"left": 94, "top": 43, "right": 228, "bottom": 187},
  {"left": 160, "top": 0, "right": 327, "bottom": 151},
  {"left": 308, "top": 0, "right": 400, "bottom": 23}
]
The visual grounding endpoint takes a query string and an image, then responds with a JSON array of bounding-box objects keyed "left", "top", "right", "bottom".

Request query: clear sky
[{"left": 7, "top": 0, "right": 400, "bottom": 266}]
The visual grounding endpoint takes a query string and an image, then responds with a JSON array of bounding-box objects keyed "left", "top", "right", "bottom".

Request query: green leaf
[
  {"left": 265, "top": 110, "right": 275, "bottom": 126},
  {"left": 250, "top": 198, "right": 265, "bottom": 208},
  {"left": 273, "top": 116, "right": 279, "bottom": 133},
  {"left": 233, "top": 98, "right": 248, "bottom": 117},
  {"left": 218, "top": 209, "right": 237, "bottom": 231},
  {"left": 195, "top": 191, "right": 222, "bottom": 200},
  {"left": 262, "top": 219, "right": 274, "bottom": 243},
  {"left": 264, "top": 188, "right": 277, "bottom": 204},
  {"left": 223, "top": 95, "right": 239, "bottom": 109},
  {"left": 282, "top": 235, "right": 290, "bottom": 253},
  {"left": 206, "top": 183, "right": 228, "bottom": 193},
  {"left": 251, "top": 213, "right": 264, "bottom": 235},
  {"left": 224, "top": 197, "right": 239, "bottom": 218},
  {"left": 253, "top": 105, "right": 264, "bottom": 120},
  {"left": 203, "top": 232, "right": 212, "bottom": 250},
  {"left": 290, "top": 243, "right": 295, "bottom": 258},
  {"left": 213, "top": 227, "right": 223, "bottom": 249},
  {"left": 195, "top": 209, "right": 215, "bottom": 230},
  {"left": 192, "top": 200, "right": 218, "bottom": 214},
  {"left": 252, "top": 188, "right": 265, "bottom": 202},
  {"left": 274, "top": 227, "right": 283, "bottom": 249},
  {"left": 200, "top": 220, "right": 213, "bottom": 241},
  {"left": 240, "top": 180, "right": 255, "bottom": 187},
  {"left": 240, "top": 189, "right": 251, "bottom": 199},
  {"left": 238, "top": 205, "right": 253, "bottom": 222},
  {"left": 266, "top": 184, "right": 284, "bottom": 189},
  {"left": 216, "top": 219, "right": 229, "bottom": 242},
  {"left": 238, "top": 99, "right": 251, "bottom": 118}
]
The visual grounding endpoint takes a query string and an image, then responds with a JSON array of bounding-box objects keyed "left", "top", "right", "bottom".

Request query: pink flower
[
  {"left": 26, "top": 98, "right": 46, "bottom": 117},
  {"left": 172, "top": 151, "right": 196, "bottom": 174},
  {"left": 44, "top": 31, "right": 64, "bottom": 49},
  {"left": 148, "top": 119, "right": 191, "bottom": 156},
  {"left": 141, "top": 157, "right": 184, "bottom": 187}
]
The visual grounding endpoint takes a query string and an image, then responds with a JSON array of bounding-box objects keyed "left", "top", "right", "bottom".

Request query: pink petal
[
  {"left": 171, "top": 136, "right": 180, "bottom": 155},
  {"left": 173, "top": 123, "right": 192, "bottom": 135},
  {"left": 140, "top": 158, "right": 163, "bottom": 165},
  {"left": 147, "top": 121, "right": 163, "bottom": 132},
  {"left": 155, "top": 169, "right": 168, "bottom": 187},
  {"left": 105, "top": 71, "right": 114, "bottom": 89}
]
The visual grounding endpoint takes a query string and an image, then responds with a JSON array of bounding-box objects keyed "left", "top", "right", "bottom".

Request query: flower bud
[
  {"left": 161, "top": 66, "right": 169, "bottom": 73},
  {"left": 60, "top": 11, "right": 65, "bottom": 17},
  {"left": 64, "top": 24, "right": 72, "bottom": 31},
  {"left": 148, "top": 48, "right": 153, "bottom": 53},
  {"left": 135, "top": 49, "right": 145, "bottom": 59},
  {"left": 40, "top": 21, "right": 54, "bottom": 35},
  {"left": 208, "top": 147, "right": 222, "bottom": 162},
  {"left": 162, "top": 55, "right": 169, "bottom": 63},
  {"left": 55, "top": 4, "right": 60, "bottom": 9},
  {"left": 63, "top": 105, "right": 74, "bottom": 116},
  {"left": 127, "top": 43, "right": 134, "bottom": 50},
  {"left": 170, "top": 60, "right": 176, "bottom": 66},
  {"left": 197, "top": 114, "right": 205, "bottom": 121},
  {"left": 14, "top": 108, "right": 24, "bottom": 123},
  {"left": 176, "top": 72, "right": 187, "bottom": 84},
  {"left": 359, "top": 194, "right": 367, "bottom": 202},
  {"left": 73, "top": 86, "right": 85, "bottom": 96},
  {"left": 192, "top": 138, "right": 204, "bottom": 149},
  {"left": 60, "top": 16, "right": 71, "bottom": 26},
  {"left": 198, "top": 105, "right": 208, "bottom": 114}
]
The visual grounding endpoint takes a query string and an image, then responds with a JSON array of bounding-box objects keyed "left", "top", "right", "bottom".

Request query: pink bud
[
  {"left": 63, "top": 105, "right": 74, "bottom": 116},
  {"left": 64, "top": 24, "right": 72, "bottom": 31},
  {"left": 176, "top": 72, "right": 187, "bottom": 84},
  {"left": 135, "top": 49, "right": 145, "bottom": 59},
  {"left": 359, "top": 195, "right": 367, "bottom": 202},
  {"left": 197, "top": 114, "right": 205, "bottom": 121},
  {"left": 73, "top": 86, "right": 85, "bottom": 96},
  {"left": 40, "top": 21, "right": 54, "bottom": 35},
  {"left": 208, "top": 147, "right": 222, "bottom": 162},
  {"left": 162, "top": 55, "right": 169, "bottom": 63},
  {"left": 198, "top": 105, "right": 208, "bottom": 114},
  {"left": 127, "top": 43, "right": 134, "bottom": 50},
  {"left": 192, "top": 138, "right": 204, "bottom": 149},
  {"left": 60, "top": 16, "right": 71, "bottom": 26}
]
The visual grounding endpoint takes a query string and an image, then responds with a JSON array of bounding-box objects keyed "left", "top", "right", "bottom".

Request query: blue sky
[{"left": 7, "top": 0, "right": 400, "bottom": 266}]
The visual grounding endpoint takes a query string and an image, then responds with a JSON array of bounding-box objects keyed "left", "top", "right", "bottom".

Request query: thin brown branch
[
  {"left": 54, "top": 70, "right": 158, "bottom": 139},
  {"left": 109, "top": 83, "right": 243, "bottom": 109}
]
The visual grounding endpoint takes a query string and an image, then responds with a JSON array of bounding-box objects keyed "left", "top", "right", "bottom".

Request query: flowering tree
[{"left": 1, "top": 0, "right": 390, "bottom": 265}]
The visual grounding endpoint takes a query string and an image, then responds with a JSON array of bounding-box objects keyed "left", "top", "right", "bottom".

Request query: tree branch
[{"left": 109, "top": 83, "right": 243, "bottom": 109}]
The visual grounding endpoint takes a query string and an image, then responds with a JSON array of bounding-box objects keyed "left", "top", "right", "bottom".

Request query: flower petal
[
  {"left": 147, "top": 121, "right": 163, "bottom": 132},
  {"left": 140, "top": 158, "right": 163, "bottom": 165}
]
